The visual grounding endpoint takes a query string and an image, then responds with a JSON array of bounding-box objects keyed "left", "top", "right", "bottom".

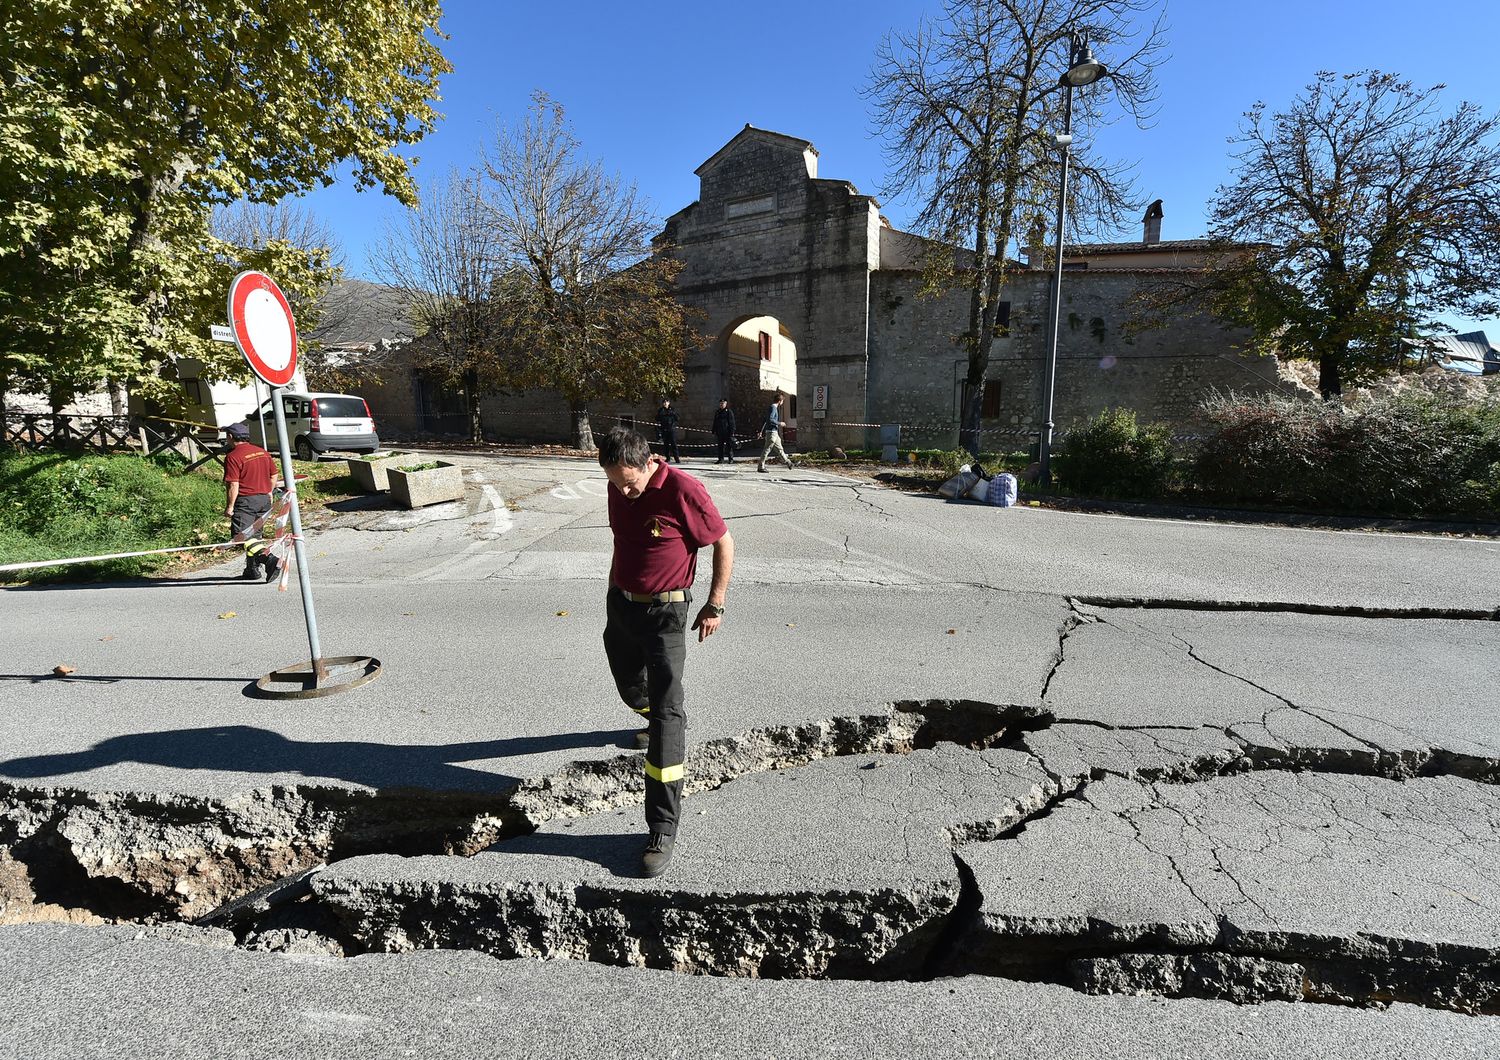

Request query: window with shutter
[{"left": 981, "top": 380, "right": 1002, "bottom": 419}]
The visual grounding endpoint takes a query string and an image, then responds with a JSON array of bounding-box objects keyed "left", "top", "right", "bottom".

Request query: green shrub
[
  {"left": 1053, "top": 408, "right": 1176, "bottom": 499},
  {"left": 1195, "top": 390, "right": 1500, "bottom": 517},
  {"left": 0, "top": 450, "right": 227, "bottom": 581}
]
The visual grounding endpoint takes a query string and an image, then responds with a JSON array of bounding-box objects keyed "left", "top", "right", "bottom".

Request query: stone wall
[{"left": 869, "top": 267, "right": 1281, "bottom": 452}]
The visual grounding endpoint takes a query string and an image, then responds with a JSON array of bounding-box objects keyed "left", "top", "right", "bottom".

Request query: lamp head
[{"left": 1062, "top": 40, "right": 1107, "bottom": 88}]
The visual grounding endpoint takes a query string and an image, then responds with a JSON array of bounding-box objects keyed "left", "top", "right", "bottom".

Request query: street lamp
[{"left": 1039, "top": 34, "right": 1107, "bottom": 486}]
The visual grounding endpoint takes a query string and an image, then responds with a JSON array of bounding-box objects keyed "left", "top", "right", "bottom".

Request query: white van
[{"left": 244, "top": 391, "right": 381, "bottom": 460}]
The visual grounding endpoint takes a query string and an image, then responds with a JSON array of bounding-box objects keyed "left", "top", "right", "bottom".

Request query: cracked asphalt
[{"left": 2, "top": 453, "right": 1498, "bottom": 1055}]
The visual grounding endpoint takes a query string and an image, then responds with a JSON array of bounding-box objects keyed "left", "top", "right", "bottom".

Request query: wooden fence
[{"left": 2, "top": 413, "right": 222, "bottom": 465}]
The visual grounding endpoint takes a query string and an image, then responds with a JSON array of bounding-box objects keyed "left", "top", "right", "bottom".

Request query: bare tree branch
[{"left": 865, "top": 0, "right": 1167, "bottom": 453}]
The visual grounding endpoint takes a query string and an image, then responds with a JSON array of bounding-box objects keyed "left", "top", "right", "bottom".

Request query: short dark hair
[
  {"left": 773, "top": 392, "right": 784, "bottom": 402},
  {"left": 598, "top": 426, "right": 652, "bottom": 469}
]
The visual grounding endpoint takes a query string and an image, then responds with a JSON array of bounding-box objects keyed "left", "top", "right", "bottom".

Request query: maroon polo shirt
[
  {"left": 223, "top": 442, "right": 277, "bottom": 496},
  {"left": 608, "top": 460, "right": 728, "bottom": 595}
]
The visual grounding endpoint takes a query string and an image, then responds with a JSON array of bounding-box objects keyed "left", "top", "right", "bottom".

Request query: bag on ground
[
  {"left": 938, "top": 471, "right": 980, "bottom": 499},
  {"left": 988, "top": 472, "right": 1018, "bottom": 507}
]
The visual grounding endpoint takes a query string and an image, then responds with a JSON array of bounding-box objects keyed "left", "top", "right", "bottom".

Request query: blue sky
[{"left": 302, "top": 0, "right": 1500, "bottom": 336}]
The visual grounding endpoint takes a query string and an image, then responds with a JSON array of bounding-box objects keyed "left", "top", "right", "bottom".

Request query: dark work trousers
[
  {"left": 715, "top": 436, "right": 734, "bottom": 462},
  {"left": 660, "top": 431, "right": 681, "bottom": 463},
  {"left": 230, "top": 493, "right": 272, "bottom": 572},
  {"left": 602, "top": 586, "right": 690, "bottom": 835}
]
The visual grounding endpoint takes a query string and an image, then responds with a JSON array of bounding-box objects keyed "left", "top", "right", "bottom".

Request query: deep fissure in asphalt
[{"left": 4, "top": 603, "right": 1498, "bottom": 1015}]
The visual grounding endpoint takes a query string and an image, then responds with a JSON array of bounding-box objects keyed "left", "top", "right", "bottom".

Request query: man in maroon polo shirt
[{"left": 598, "top": 426, "right": 735, "bottom": 877}]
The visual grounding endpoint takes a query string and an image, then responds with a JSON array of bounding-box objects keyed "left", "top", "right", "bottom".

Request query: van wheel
[{"left": 295, "top": 437, "right": 315, "bottom": 462}]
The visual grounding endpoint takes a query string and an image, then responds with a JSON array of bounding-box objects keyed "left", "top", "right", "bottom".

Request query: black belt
[{"left": 620, "top": 588, "right": 689, "bottom": 604}]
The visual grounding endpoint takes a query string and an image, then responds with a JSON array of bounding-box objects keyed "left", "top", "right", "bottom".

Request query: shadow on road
[{"left": 0, "top": 724, "right": 634, "bottom": 794}]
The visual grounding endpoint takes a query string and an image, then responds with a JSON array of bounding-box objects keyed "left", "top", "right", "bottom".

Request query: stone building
[{"left": 353, "top": 126, "right": 1280, "bottom": 452}]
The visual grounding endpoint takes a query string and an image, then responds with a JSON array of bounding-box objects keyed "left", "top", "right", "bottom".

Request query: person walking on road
[
  {"left": 756, "top": 392, "right": 795, "bottom": 473},
  {"left": 598, "top": 427, "right": 735, "bottom": 877},
  {"left": 222, "top": 422, "right": 281, "bottom": 583},
  {"left": 712, "top": 398, "right": 737, "bottom": 464},
  {"left": 656, "top": 398, "right": 681, "bottom": 464}
]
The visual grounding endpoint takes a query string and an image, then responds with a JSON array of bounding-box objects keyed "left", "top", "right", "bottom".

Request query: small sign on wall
[{"left": 813, "top": 385, "right": 829, "bottom": 411}]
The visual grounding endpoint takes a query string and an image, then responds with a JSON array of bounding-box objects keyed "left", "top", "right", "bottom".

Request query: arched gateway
[{"left": 660, "top": 126, "right": 879, "bottom": 451}]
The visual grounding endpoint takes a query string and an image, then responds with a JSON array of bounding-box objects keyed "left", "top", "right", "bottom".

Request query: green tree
[
  {"left": 866, "top": 0, "right": 1165, "bottom": 455},
  {"left": 0, "top": 0, "right": 448, "bottom": 409},
  {"left": 481, "top": 95, "right": 695, "bottom": 450},
  {"left": 1208, "top": 71, "right": 1500, "bottom": 399}
]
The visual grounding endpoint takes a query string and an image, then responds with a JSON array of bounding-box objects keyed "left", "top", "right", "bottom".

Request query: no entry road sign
[{"left": 228, "top": 271, "right": 298, "bottom": 386}]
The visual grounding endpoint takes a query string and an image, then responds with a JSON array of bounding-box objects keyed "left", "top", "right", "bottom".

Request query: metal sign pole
[
  {"left": 267, "top": 385, "right": 326, "bottom": 681},
  {"left": 254, "top": 377, "right": 269, "bottom": 448}
]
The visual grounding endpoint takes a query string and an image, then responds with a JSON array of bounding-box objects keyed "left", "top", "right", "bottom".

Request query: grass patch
[
  {"left": 0, "top": 449, "right": 364, "bottom": 583},
  {"left": 0, "top": 450, "right": 229, "bottom": 583},
  {"left": 396, "top": 461, "right": 443, "bottom": 473}
]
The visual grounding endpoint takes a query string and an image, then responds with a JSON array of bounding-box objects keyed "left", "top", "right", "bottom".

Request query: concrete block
[
  {"left": 346, "top": 452, "right": 416, "bottom": 493},
  {"left": 388, "top": 461, "right": 465, "bottom": 509}
]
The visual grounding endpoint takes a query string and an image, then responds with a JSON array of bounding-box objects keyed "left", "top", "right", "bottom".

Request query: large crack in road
[{"left": 3, "top": 602, "right": 1497, "bottom": 1018}]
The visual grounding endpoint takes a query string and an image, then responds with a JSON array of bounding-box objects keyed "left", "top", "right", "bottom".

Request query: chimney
[{"left": 1142, "top": 199, "right": 1163, "bottom": 244}]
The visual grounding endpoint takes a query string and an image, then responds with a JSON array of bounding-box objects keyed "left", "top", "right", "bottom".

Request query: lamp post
[{"left": 1039, "top": 33, "right": 1107, "bottom": 486}]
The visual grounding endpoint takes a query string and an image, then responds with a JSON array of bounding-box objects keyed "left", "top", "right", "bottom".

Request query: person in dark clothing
[
  {"left": 655, "top": 399, "right": 681, "bottom": 464},
  {"left": 598, "top": 427, "right": 735, "bottom": 877},
  {"left": 712, "top": 398, "right": 737, "bottom": 463},
  {"left": 222, "top": 422, "right": 281, "bottom": 582}
]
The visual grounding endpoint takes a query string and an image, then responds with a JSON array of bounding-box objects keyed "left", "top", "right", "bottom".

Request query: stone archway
[{"left": 709, "top": 315, "right": 798, "bottom": 438}]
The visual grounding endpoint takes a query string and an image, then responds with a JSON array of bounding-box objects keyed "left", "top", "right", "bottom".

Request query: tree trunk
[
  {"left": 571, "top": 402, "right": 595, "bottom": 451},
  {"left": 1318, "top": 349, "right": 1344, "bottom": 401},
  {"left": 960, "top": 384, "right": 985, "bottom": 457},
  {"left": 464, "top": 368, "right": 483, "bottom": 442},
  {"left": 108, "top": 378, "right": 127, "bottom": 417}
]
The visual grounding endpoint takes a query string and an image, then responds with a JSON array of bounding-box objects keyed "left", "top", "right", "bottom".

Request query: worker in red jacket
[{"left": 222, "top": 422, "right": 281, "bottom": 582}]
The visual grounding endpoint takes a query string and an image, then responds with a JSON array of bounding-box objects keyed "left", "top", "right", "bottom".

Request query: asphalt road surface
[{"left": 3, "top": 454, "right": 1497, "bottom": 1055}]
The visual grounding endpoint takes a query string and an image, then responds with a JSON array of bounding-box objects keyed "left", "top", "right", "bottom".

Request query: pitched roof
[
  {"left": 309, "top": 280, "right": 417, "bottom": 347},
  {"left": 1401, "top": 330, "right": 1499, "bottom": 373},
  {"left": 694, "top": 125, "right": 819, "bottom": 177},
  {"left": 1064, "top": 238, "right": 1221, "bottom": 255}
]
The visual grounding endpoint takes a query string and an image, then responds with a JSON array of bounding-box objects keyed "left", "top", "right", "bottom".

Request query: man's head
[
  {"left": 661, "top": 398, "right": 671, "bottom": 408},
  {"left": 773, "top": 392, "right": 784, "bottom": 405},
  {"left": 598, "top": 427, "right": 656, "bottom": 498},
  {"left": 718, "top": 398, "right": 728, "bottom": 408},
  {"left": 225, "top": 422, "right": 250, "bottom": 444}
]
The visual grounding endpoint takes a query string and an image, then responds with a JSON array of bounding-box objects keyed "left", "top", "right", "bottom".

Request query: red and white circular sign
[{"left": 227, "top": 271, "right": 298, "bottom": 387}]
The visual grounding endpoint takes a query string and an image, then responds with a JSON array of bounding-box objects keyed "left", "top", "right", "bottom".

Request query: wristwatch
[{"left": 705, "top": 602, "right": 726, "bottom": 618}]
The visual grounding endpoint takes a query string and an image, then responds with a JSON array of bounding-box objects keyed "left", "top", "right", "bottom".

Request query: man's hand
[
  {"left": 690, "top": 605, "right": 722, "bottom": 642},
  {"left": 224, "top": 507, "right": 234, "bottom": 518}
]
